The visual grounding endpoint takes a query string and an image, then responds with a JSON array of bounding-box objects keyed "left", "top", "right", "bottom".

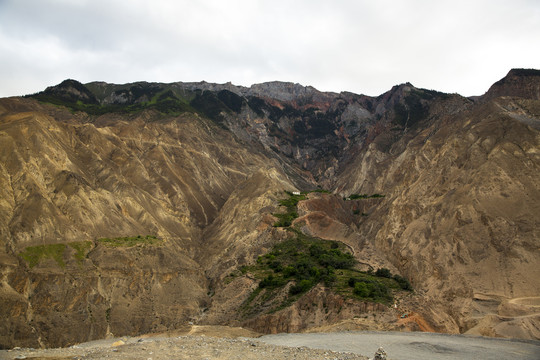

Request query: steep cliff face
[{"left": 1, "top": 69, "right": 539, "bottom": 347}]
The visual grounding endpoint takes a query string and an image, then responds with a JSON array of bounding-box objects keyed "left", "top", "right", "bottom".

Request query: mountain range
[{"left": 0, "top": 69, "right": 539, "bottom": 348}]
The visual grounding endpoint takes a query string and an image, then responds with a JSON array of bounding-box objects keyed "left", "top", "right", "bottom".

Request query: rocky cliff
[{"left": 1, "top": 69, "right": 539, "bottom": 348}]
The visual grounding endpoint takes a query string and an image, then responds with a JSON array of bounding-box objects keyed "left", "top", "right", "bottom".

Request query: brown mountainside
[{"left": 1, "top": 69, "right": 539, "bottom": 348}]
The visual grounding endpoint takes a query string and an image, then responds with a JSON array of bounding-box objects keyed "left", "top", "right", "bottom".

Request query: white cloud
[{"left": 0, "top": 0, "right": 539, "bottom": 97}]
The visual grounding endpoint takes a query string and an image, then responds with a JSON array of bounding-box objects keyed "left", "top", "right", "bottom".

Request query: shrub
[
  {"left": 269, "top": 261, "right": 283, "bottom": 272},
  {"left": 259, "top": 274, "right": 285, "bottom": 288},
  {"left": 349, "top": 194, "right": 368, "bottom": 200},
  {"left": 318, "top": 250, "right": 355, "bottom": 269},
  {"left": 348, "top": 277, "right": 393, "bottom": 302},
  {"left": 375, "top": 268, "right": 392, "bottom": 278},
  {"left": 393, "top": 274, "right": 413, "bottom": 291},
  {"left": 273, "top": 212, "right": 298, "bottom": 227},
  {"left": 289, "top": 279, "right": 313, "bottom": 295},
  {"left": 283, "top": 265, "right": 296, "bottom": 277},
  {"left": 322, "top": 271, "right": 337, "bottom": 286},
  {"left": 354, "top": 282, "right": 370, "bottom": 297}
]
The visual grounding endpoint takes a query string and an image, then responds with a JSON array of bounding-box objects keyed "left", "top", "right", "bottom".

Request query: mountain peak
[
  {"left": 46, "top": 79, "right": 98, "bottom": 104},
  {"left": 482, "top": 68, "right": 540, "bottom": 101}
]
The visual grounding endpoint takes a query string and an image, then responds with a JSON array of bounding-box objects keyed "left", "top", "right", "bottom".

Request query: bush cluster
[
  {"left": 350, "top": 278, "right": 391, "bottom": 300},
  {"left": 345, "top": 193, "right": 385, "bottom": 200},
  {"left": 372, "top": 267, "right": 412, "bottom": 290},
  {"left": 273, "top": 191, "right": 306, "bottom": 227},
  {"left": 256, "top": 234, "right": 355, "bottom": 297}
]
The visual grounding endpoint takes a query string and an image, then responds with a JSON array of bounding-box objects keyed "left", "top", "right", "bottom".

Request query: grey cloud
[{"left": 0, "top": 0, "right": 539, "bottom": 97}]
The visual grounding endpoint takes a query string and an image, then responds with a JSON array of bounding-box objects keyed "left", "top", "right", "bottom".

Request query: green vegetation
[
  {"left": 345, "top": 193, "right": 385, "bottom": 200},
  {"left": 97, "top": 235, "right": 160, "bottom": 247},
  {"left": 19, "top": 240, "right": 95, "bottom": 268},
  {"left": 67, "top": 241, "right": 93, "bottom": 264},
  {"left": 272, "top": 191, "right": 307, "bottom": 227},
  {"left": 234, "top": 190, "right": 413, "bottom": 317},
  {"left": 346, "top": 267, "right": 412, "bottom": 302},
  {"left": 239, "top": 231, "right": 413, "bottom": 317},
  {"left": 272, "top": 190, "right": 334, "bottom": 227},
  {"left": 18, "top": 236, "right": 162, "bottom": 268},
  {"left": 27, "top": 80, "right": 198, "bottom": 116},
  {"left": 30, "top": 92, "right": 194, "bottom": 116},
  {"left": 240, "top": 230, "right": 356, "bottom": 315},
  {"left": 306, "top": 189, "right": 331, "bottom": 194},
  {"left": 19, "top": 243, "right": 67, "bottom": 268}
]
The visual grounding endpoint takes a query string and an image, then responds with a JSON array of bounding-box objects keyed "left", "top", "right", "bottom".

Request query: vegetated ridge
[{"left": 0, "top": 68, "right": 539, "bottom": 348}]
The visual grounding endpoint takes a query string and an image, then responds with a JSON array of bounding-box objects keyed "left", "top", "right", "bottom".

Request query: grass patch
[
  {"left": 97, "top": 235, "right": 161, "bottom": 247},
  {"left": 19, "top": 244, "right": 67, "bottom": 268},
  {"left": 19, "top": 240, "right": 95, "bottom": 268},
  {"left": 67, "top": 241, "right": 93, "bottom": 263}
]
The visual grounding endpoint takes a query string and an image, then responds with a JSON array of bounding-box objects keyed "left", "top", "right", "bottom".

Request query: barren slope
[
  {"left": 1, "top": 69, "right": 539, "bottom": 348},
  {"left": 0, "top": 97, "right": 296, "bottom": 348}
]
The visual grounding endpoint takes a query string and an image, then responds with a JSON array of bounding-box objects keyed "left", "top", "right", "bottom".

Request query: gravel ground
[
  {"left": 3, "top": 330, "right": 540, "bottom": 360},
  {"left": 259, "top": 331, "right": 540, "bottom": 360},
  {"left": 0, "top": 335, "right": 367, "bottom": 360}
]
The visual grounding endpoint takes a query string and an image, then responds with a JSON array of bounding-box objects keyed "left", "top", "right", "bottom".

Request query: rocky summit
[{"left": 0, "top": 69, "right": 539, "bottom": 349}]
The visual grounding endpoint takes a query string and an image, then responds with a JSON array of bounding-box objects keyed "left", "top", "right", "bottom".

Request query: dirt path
[
  {"left": 509, "top": 296, "right": 540, "bottom": 307},
  {"left": 259, "top": 331, "right": 540, "bottom": 360}
]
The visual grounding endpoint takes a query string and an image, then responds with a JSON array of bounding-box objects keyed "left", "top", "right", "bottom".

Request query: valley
[{"left": 0, "top": 69, "right": 539, "bottom": 348}]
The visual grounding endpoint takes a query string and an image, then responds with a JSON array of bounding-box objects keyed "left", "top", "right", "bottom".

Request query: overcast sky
[{"left": 0, "top": 0, "right": 539, "bottom": 98}]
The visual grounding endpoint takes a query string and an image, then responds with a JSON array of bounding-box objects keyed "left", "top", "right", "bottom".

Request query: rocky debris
[
  {"left": 0, "top": 335, "right": 368, "bottom": 360},
  {"left": 372, "top": 346, "right": 387, "bottom": 360}
]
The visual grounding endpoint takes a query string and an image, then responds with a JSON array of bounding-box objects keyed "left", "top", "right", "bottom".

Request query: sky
[{"left": 0, "top": 0, "right": 539, "bottom": 98}]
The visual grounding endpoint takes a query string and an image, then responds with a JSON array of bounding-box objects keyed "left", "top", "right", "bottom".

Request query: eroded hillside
[{"left": 1, "top": 69, "right": 539, "bottom": 348}]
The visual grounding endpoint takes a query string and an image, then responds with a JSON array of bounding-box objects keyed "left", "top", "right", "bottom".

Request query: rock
[
  {"left": 373, "top": 347, "right": 387, "bottom": 360},
  {"left": 111, "top": 340, "right": 125, "bottom": 347}
]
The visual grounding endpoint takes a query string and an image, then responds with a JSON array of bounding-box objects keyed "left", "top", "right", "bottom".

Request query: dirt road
[
  {"left": 259, "top": 331, "right": 540, "bottom": 360},
  {"left": 2, "top": 329, "right": 539, "bottom": 360}
]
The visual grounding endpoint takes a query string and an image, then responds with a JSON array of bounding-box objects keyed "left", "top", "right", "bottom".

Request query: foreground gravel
[
  {"left": 0, "top": 335, "right": 368, "bottom": 360},
  {"left": 3, "top": 330, "right": 540, "bottom": 360},
  {"left": 259, "top": 331, "right": 540, "bottom": 360}
]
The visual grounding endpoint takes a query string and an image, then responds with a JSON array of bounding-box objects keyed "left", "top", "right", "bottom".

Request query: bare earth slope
[
  {"left": 334, "top": 93, "right": 540, "bottom": 338},
  {"left": 0, "top": 98, "right": 296, "bottom": 348},
  {"left": 0, "top": 69, "right": 539, "bottom": 348}
]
